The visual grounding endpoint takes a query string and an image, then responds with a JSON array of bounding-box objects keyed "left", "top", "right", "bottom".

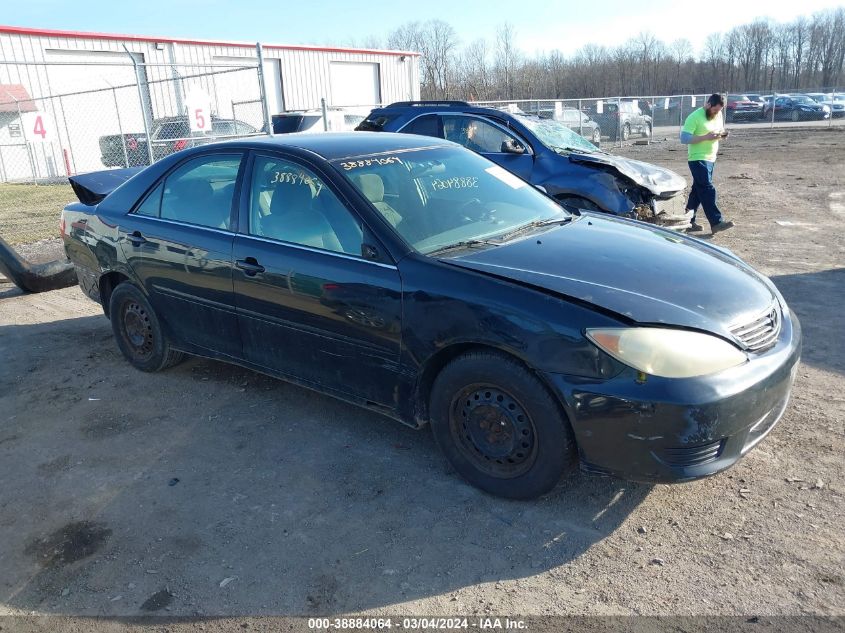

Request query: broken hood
[
  {"left": 568, "top": 151, "right": 686, "bottom": 196},
  {"left": 445, "top": 214, "right": 777, "bottom": 341}
]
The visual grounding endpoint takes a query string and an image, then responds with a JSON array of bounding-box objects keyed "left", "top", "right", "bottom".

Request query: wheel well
[
  {"left": 98, "top": 271, "right": 130, "bottom": 317},
  {"left": 554, "top": 194, "right": 602, "bottom": 212},
  {"left": 414, "top": 343, "right": 541, "bottom": 425}
]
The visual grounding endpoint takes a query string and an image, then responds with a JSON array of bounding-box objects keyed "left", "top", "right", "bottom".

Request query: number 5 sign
[
  {"left": 185, "top": 89, "right": 212, "bottom": 133},
  {"left": 21, "top": 112, "right": 57, "bottom": 143}
]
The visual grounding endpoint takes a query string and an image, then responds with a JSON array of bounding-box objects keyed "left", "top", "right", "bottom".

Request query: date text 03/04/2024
[{"left": 307, "top": 617, "right": 529, "bottom": 630}]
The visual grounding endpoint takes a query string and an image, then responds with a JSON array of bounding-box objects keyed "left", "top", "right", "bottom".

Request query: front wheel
[
  {"left": 791, "top": 110, "right": 800, "bottom": 122},
  {"left": 622, "top": 124, "right": 631, "bottom": 141},
  {"left": 592, "top": 127, "right": 602, "bottom": 144},
  {"left": 109, "top": 282, "right": 184, "bottom": 372},
  {"left": 429, "top": 351, "right": 577, "bottom": 499}
]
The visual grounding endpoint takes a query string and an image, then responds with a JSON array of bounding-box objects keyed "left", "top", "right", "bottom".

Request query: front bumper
[{"left": 542, "top": 310, "right": 802, "bottom": 483}]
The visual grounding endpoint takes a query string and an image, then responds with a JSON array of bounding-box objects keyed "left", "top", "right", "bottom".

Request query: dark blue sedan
[{"left": 61, "top": 133, "right": 801, "bottom": 499}]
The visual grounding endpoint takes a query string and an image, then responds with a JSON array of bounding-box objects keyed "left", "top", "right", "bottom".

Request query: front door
[
  {"left": 232, "top": 152, "right": 402, "bottom": 406},
  {"left": 119, "top": 152, "right": 243, "bottom": 357},
  {"left": 441, "top": 115, "right": 534, "bottom": 182}
]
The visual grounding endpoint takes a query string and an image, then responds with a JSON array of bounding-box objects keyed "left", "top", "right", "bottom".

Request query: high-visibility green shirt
[{"left": 683, "top": 107, "right": 723, "bottom": 162}]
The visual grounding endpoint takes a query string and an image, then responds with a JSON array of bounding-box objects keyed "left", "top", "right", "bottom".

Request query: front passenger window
[{"left": 249, "top": 156, "right": 363, "bottom": 256}]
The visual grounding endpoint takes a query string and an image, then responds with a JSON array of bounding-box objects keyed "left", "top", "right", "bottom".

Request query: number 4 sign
[
  {"left": 185, "top": 89, "right": 212, "bottom": 133},
  {"left": 21, "top": 112, "right": 57, "bottom": 143}
]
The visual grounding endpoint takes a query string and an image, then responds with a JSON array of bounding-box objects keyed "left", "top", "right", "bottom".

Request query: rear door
[
  {"left": 119, "top": 152, "right": 243, "bottom": 357},
  {"left": 231, "top": 151, "right": 402, "bottom": 406}
]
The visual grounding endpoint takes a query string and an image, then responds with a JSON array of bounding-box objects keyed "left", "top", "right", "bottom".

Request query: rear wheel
[
  {"left": 109, "top": 282, "right": 184, "bottom": 372},
  {"left": 429, "top": 351, "right": 577, "bottom": 499}
]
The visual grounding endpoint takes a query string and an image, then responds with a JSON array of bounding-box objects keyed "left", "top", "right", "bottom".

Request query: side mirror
[
  {"left": 501, "top": 139, "right": 526, "bottom": 155},
  {"left": 362, "top": 243, "right": 380, "bottom": 261}
]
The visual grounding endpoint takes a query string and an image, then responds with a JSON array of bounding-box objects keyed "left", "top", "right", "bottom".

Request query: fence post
[
  {"left": 112, "top": 88, "right": 130, "bottom": 168},
  {"left": 321, "top": 98, "right": 329, "bottom": 131},
  {"left": 57, "top": 96, "right": 77, "bottom": 175},
  {"left": 15, "top": 99, "right": 38, "bottom": 185},
  {"left": 255, "top": 42, "right": 274, "bottom": 137},
  {"left": 578, "top": 99, "right": 583, "bottom": 138},
  {"left": 123, "top": 45, "right": 155, "bottom": 165}
]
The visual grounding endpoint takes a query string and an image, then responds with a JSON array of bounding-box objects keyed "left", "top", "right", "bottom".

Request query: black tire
[
  {"left": 791, "top": 110, "right": 800, "bottom": 122},
  {"left": 622, "top": 123, "right": 631, "bottom": 141},
  {"left": 429, "top": 351, "right": 577, "bottom": 499},
  {"left": 109, "top": 282, "right": 184, "bottom": 372}
]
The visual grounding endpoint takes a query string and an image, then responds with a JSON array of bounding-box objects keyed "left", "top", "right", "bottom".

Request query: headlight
[{"left": 586, "top": 328, "right": 747, "bottom": 378}]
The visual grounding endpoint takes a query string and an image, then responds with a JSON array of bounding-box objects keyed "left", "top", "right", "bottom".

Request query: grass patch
[{"left": 0, "top": 183, "right": 75, "bottom": 245}]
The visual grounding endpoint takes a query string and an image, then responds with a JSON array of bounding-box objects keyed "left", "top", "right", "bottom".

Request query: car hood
[
  {"left": 445, "top": 214, "right": 776, "bottom": 340},
  {"left": 568, "top": 151, "right": 686, "bottom": 196}
]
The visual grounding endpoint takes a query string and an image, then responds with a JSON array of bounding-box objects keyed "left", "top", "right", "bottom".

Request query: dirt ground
[{"left": 0, "top": 127, "right": 843, "bottom": 626}]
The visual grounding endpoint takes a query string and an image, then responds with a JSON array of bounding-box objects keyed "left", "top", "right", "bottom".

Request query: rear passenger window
[
  {"left": 134, "top": 154, "right": 241, "bottom": 230},
  {"left": 402, "top": 115, "right": 441, "bottom": 138}
]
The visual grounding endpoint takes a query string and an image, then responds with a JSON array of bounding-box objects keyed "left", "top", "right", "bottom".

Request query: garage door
[
  {"left": 45, "top": 49, "right": 149, "bottom": 174},
  {"left": 330, "top": 62, "right": 381, "bottom": 107}
]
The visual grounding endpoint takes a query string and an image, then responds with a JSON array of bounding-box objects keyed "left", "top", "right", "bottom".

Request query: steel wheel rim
[
  {"left": 121, "top": 300, "right": 155, "bottom": 360},
  {"left": 449, "top": 384, "right": 538, "bottom": 478}
]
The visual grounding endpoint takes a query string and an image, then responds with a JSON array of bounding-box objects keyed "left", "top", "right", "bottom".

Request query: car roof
[{"left": 201, "top": 131, "right": 453, "bottom": 161}]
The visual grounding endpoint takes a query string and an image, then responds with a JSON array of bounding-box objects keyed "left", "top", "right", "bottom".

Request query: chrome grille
[{"left": 730, "top": 306, "right": 781, "bottom": 352}]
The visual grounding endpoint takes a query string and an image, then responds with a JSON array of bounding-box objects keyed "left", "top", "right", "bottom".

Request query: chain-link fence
[
  {"left": 474, "top": 91, "right": 844, "bottom": 149},
  {"left": 2, "top": 77, "right": 843, "bottom": 247},
  {"left": 0, "top": 57, "right": 269, "bottom": 246}
]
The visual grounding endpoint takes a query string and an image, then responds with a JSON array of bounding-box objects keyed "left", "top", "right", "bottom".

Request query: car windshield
[
  {"left": 514, "top": 115, "right": 598, "bottom": 153},
  {"left": 792, "top": 96, "right": 815, "bottom": 105},
  {"left": 334, "top": 146, "right": 569, "bottom": 255}
]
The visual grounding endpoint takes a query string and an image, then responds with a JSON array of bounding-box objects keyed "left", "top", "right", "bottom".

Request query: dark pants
[{"left": 686, "top": 160, "right": 723, "bottom": 227}]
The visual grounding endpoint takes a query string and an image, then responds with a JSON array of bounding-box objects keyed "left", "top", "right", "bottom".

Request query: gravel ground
[{"left": 0, "top": 126, "right": 843, "bottom": 627}]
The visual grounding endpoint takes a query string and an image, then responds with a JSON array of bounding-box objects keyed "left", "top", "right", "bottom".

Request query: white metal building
[{"left": 0, "top": 25, "right": 420, "bottom": 179}]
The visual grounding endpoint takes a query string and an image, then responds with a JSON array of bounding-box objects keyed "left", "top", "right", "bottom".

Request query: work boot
[
  {"left": 687, "top": 222, "right": 704, "bottom": 232},
  {"left": 711, "top": 220, "right": 735, "bottom": 234}
]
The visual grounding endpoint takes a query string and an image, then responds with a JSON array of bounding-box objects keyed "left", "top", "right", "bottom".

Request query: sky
[{"left": 3, "top": 0, "right": 845, "bottom": 58}]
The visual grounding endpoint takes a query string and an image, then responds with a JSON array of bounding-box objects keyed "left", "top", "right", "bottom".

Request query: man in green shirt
[{"left": 680, "top": 93, "right": 734, "bottom": 233}]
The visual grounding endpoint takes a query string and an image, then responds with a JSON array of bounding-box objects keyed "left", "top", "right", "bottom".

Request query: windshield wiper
[
  {"left": 494, "top": 216, "right": 573, "bottom": 242},
  {"left": 427, "top": 239, "right": 497, "bottom": 256}
]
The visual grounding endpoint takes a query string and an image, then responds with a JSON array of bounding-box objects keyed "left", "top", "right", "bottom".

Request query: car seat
[
  {"left": 352, "top": 173, "right": 402, "bottom": 228},
  {"left": 261, "top": 181, "right": 343, "bottom": 252}
]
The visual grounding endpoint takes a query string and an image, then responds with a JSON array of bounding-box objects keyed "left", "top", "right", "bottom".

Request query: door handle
[
  {"left": 236, "top": 258, "right": 265, "bottom": 276},
  {"left": 127, "top": 231, "right": 147, "bottom": 246}
]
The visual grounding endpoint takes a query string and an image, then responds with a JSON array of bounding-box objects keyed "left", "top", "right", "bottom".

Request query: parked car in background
[
  {"left": 805, "top": 93, "right": 830, "bottom": 104},
  {"left": 356, "top": 101, "right": 691, "bottom": 229},
  {"left": 745, "top": 94, "right": 766, "bottom": 108},
  {"left": 585, "top": 100, "right": 652, "bottom": 140},
  {"left": 60, "top": 133, "right": 802, "bottom": 499},
  {"left": 818, "top": 94, "right": 845, "bottom": 118},
  {"left": 763, "top": 95, "right": 830, "bottom": 121},
  {"left": 726, "top": 94, "right": 764, "bottom": 121},
  {"left": 100, "top": 116, "right": 257, "bottom": 168},
  {"left": 529, "top": 106, "right": 602, "bottom": 145},
  {"left": 271, "top": 108, "right": 366, "bottom": 134}
]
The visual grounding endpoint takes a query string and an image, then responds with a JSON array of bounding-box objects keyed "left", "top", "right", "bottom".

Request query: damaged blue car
[{"left": 356, "top": 101, "right": 692, "bottom": 229}]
